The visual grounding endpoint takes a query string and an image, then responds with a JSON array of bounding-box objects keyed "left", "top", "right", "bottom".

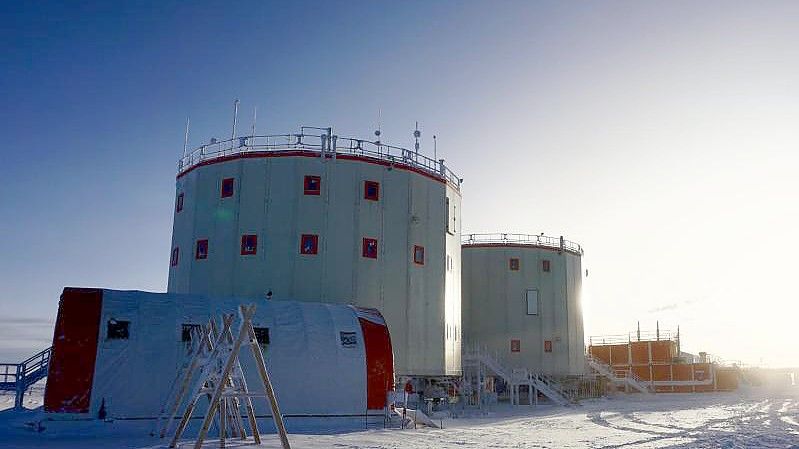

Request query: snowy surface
[{"left": 2, "top": 386, "right": 798, "bottom": 448}]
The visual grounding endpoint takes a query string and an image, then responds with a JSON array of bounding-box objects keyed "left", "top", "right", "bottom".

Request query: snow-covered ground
[{"left": 2, "top": 386, "right": 798, "bottom": 448}]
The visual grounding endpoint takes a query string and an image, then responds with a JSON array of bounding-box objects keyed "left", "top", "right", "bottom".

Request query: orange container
[
  {"left": 589, "top": 345, "right": 611, "bottom": 365},
  {"left": 693, "top": 363, "right": 714, "bottom": 392},
  {"left": 672, "top": 364, "right": 693, "bottom": 393},
  {"left": 610, "top": 344, "right": 630, "bottom": 366},
  {"left": 630, "top": 342, "right": 649, "bottom": 365},
  {"left": 715, "top": 368, "right": 739, "bottom": 391},
  {"left": 650, "top": 341, "right": 676, "bottom": 364},
  {"left": 632, "top": 365, "right": 651, "bottom": 381}
]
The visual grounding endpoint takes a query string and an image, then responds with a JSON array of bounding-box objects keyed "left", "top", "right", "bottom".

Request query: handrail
[
  {"left": 177, "top": 128, "right": 462, "bottom": 189},
  {"left": 588, "top": 330, "right": 678, "bottom": 345},
  {"left": 461, "top": 233, "right": 583, "bottom": 255}
]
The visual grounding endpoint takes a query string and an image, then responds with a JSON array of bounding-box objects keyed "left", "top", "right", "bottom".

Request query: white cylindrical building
[
  {"left": 461, "top": 233, "right": 585, "bottom": 375},
  {"left": 167, "top": 128, "right": 462, "bottom": 377}
]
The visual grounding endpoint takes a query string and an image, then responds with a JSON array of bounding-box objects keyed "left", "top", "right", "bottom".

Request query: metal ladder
[
  {"left": 585, "top": 354, "right": 653, "bottom": 394},
  {"left": 0, "top": 347, "right": 52, "bottom": 410}
]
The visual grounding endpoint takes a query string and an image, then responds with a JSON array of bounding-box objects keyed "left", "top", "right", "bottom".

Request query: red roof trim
[
  {"left": 462, "top": 242, "right": 583, "bottom": 256},
  {"left": 176, "top": 151, "right": 458, "bottom": 189}
]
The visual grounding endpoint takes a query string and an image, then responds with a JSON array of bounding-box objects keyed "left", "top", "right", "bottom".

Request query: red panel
[
  {"left": 44, "top": 288, "right": 103, "bottom": 413},
  {"left": 544, "top": 340, "right": 553, "bottom": 353},
  {"left": 511, "top": 339, "right": 521, "bottom": 352},
  {"left": 355, "top": 308, "right": 394, "bottom": 410}
]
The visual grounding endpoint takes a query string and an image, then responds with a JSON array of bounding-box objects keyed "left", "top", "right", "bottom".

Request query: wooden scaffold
[{"left": 157, "top": 304, "right": 291, "bottom": 449}]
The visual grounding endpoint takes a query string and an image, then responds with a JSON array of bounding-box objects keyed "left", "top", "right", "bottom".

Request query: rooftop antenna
[
  {"left": 182, "top": 117, "right": 190, "bottom": 158},
  {"left": 413, "top": 121, "right": 421, "bottom": 158},
  {"left": 374, "top": 109, "right": 382, "bottom": 145},
  {"left": 433, "top": 134, "right": 437, "bottom": 162},
  {"left": 251, "top": 106, "right": 257, "bottom": 137},
  {"left": 231, "top": 99, "right": 240, "bottom": 139}
]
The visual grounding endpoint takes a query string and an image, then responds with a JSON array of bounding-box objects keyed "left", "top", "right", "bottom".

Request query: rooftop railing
[
  {"left": 461, "top": 233, "right": 583, "bottom": 255},
  {"left": 587, "top": 330, "right": 678, "bottom": 346},
  {"left": 177, "top": 127, "right": 462, "bottom": 189}
]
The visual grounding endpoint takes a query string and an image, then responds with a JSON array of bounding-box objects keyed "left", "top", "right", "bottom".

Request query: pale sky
[{"left": 1, "top": 1, "right": 797, "bottom": 366}]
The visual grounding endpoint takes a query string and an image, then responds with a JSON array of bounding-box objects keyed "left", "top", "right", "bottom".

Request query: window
[
  {"left": 253, "top": 327, "right": 270, "bottom": 345},
  {"left": 364, "top": 181, "right": 379, "bottom": 201},
  {"left": 509, "top": 258, "right": 520, "bottom": 271},
  {"left": 176, "top": 193, "right": 184, "bottom": 213},
  {"left": 241, "top": 234, "right": 258, "bottom": 255},
  {"left": 340, "top": 331, "right": 357, "bottom": 347},
  {"left": 413, "top": 245, "right": 425, "bottom": 265},
  {"left": 304, "top": 175, "right": 321, "bottom": 195},
  {"left": 221, "top": 178, "right": 235, "bottom": 198},
  {"left": 181, "top": 323, "right": 202, "bottom": 342},
  {"left": 362, "top": 238, "right": 378, "bottom": 259},
  {"left": 544, "top": 340, "right": 553, "bottom": 353},
  {"left": 445, "top": 197, "right": 457, "bottom": 235},
  {"left": 526, "top": 289, "right": 539, "bottom": 315},
  {"left": 300, "top": 234, "right": 319, "bottom": 255},
  {"left": 107, "top": 319, "right": 130, "bottom": 340},
  {"left": 510, "top": 339, "right": 521, "bottom": 353},
  {"left": 542, "top": 259, "right": 551, "bottom": 272},
  {"left": 195, "top": 239, "right": 208, "bottom": 260},
  {"left": 170, "top": 247, "right": 179, "bottom": 266}
]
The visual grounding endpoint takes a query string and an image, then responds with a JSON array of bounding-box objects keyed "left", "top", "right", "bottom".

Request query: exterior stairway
[
  {"left": 462, "top": 346, "right": 573, "bottom": 407},
  {"left": 0, "top": 347, "right": 53, "bottom": 410},
  {"left": 586, "top": 354, "right": 653, "bottom": 394}
]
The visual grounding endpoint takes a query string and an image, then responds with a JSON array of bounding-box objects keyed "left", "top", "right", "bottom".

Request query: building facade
[
  {"left": 462, "top": 233, "right": 584, "bottom": 375},
  {"left": 167, "top": 131, "right": 462, "bottom": 377}
]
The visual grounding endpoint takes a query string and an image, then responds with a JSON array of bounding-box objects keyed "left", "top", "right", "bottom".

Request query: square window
[
  {"left": 304, "top": 175, "right": 321, "bottom": 195},
  {"left": 364, "top": 181, "right": 380, "bottom": 201},
  {"left": 544, "top": 340, "right": 553, "bottom": 353},
  {"left": 253, "top": 327, "right": 270, "bottom": 345},
  {"left": 413, "top": 245, "right": 425, "bottom": 265},
  {"left": 300, "top": 234, "right": 319, "bottom": 255},
  {"left": 170, "top": 247, "right": 179, "bottom": 266},
  {"left": 107, "top": 319, "right": 130, "bottom": 340},
  {"left": 221, "top": 178, "right": 235, "bottom": 198},
  {"left": 176, "top": 193, "right": 184, "bottom": 213},
  {"left": 362, "top": 238, "right": 378, "bottom": 259},
  {"left": 542, "top": 259, "right": 551, "bottom": 272},
  {"left": 509, "top": 258, "right": 520, "bottom": 271},
  {"left": 510, "top": 339, "right": 521, "bottom": 353},
  {"left": 181, "top": 323, "right": 202, "bottom": 342},
  {"left": 340, "top": 331, "right": 357, "bottom": 347},
  {"left": 195, "top": 239, "right": 208, "bottom": 260},
  {"left": 241, "top": 234, "right": 258, "bottom": 255}
]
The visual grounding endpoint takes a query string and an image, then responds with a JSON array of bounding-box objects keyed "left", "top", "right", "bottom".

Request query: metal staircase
[
  {"left": 462, "top": 346, "right": 572, "bottom": 407},
  {"left": 586, "top": 354, "right": 653, "bottom": 394},
  {"left": 0, "top": 347, "right": 52, "bottom": 410}
]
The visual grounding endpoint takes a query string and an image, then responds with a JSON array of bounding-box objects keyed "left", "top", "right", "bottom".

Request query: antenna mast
[
  {"left": 251, "top": 106, "right": 257, "bottom": 137},
  {"left": 182, "top": 117, "right": 190, "bottom": 158},
  {"left": 231, "top": 99, "right": 240, "bottom": 139},
  {"left": 413, "top": 121, "right": 421, "bottom": 159}
]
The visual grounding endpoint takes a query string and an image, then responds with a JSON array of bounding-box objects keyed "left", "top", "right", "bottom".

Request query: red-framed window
[
  {"left": 176, "top": 193, "right": 184, "bottom": 213},
  {"left": 240, "top": 234, "right": 258, "bottom": 255},
  {"left": 195, "top": 239, "right": 208, "bottom": 260},
  {"left": 509, "top": 258, "right": 520, "bottom": 271},
  {"left": 300, "top": 234, "right": 319, "bottom": 255},
  {"left": 544, "top": 340, "right": 553, "bottom": 353},
  {"left": 304, "top": 175, "right": 321, "bottom": 195},
  {"left": 221, "top": 178, "right": 235, "bottom": 198},
  {"left": 542, "top": 259, "right": 551, "bottom": 272},
  {"left": 413, "top": 245, "right": 425, "bottom": 265},
  {"left": 170, "top": 247, "right": 179, "bottom": 266},
  {"left": 362, "top": 238, "right": 378, "bottom": 259},
  {"left": 364, "top": 181, "right": 380, "bottom": 201},
  {"left": 510, "top": 339, "right": 521, "bottom": 353}
]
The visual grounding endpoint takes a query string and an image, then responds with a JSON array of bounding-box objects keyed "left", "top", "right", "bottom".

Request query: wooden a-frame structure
[{"left": 158, "top": 304, "right": 290, "bottom": 449}]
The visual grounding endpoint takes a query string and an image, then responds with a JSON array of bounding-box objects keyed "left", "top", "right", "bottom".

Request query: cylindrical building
[
  {"left": 461, "top": 233, "right": 584, "bottom": 375},
  {"left": 167, "top": 128, "right": 462, "bottom": 377}
]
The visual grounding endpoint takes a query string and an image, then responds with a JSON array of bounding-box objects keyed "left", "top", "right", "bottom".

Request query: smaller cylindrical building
[{"left": 461, "top": 233, "right": 585, "bottom": 375}]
